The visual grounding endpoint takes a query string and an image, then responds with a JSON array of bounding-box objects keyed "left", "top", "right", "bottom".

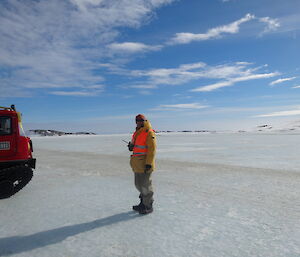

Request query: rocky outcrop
[{"left": 28, "top": 129, "right": 96, "bottom": 136}]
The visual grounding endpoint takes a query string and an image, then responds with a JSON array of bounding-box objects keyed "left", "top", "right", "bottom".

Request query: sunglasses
[{"left": 136, "top": 119, "right": 145, "bottom": 122}]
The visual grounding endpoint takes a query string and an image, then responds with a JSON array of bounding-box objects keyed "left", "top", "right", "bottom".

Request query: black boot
[
  {"left": 138, "top": 203, "right": 153, "bottom": 215},
  {"left": 132, "top": 196, "right": 144, "bottom": 212}
]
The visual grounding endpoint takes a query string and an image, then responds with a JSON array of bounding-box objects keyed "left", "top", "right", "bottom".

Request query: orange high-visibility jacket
[
  {"left": 132, "top": 129, "right": 155, "bottom": 156},
  {"left": 130, "top": 120, "right": 156, "bottom": 172}
]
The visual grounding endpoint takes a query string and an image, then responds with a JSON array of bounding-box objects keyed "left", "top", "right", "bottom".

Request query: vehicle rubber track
[{"left": 0, "top": 165, "right": 33, "bottom": 199}]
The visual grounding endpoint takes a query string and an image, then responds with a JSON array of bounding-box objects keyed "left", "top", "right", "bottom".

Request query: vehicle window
[{"left": 0, "top": 117, "right": 12, "bottom": 135}]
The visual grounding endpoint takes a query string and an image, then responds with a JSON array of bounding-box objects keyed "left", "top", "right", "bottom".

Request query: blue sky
[{"left": 1, "top": 0, "right": 300, "bottom": 133}]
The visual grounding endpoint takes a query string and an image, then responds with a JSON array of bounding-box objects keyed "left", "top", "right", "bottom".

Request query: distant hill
[
  {"left": 254, "top": 119, "right": 300, "bottom": 133},
  {"left": 28, "top": 129, "right": 96, "bottom": 136},
  {"left": 156, "top": 130, "right": 216, "bottom": 133}
]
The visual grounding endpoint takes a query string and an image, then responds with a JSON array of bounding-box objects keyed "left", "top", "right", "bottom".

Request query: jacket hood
[
  {"left": 143, "top": 120, "right": 152, "bottom": 131},
  {"left": 134, "top": 119, "right": 154, "bottom": 134},
  {"left": 135, "top": 119, "right": 153, "bottom": 131}
]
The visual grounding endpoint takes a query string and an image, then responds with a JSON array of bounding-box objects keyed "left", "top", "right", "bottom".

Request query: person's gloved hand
[
  {"left": 128, "top": 142, "right": 134, "bottom": 151},
  {"left": 144, "top": 164, "right": 152, "bottom": 174}
]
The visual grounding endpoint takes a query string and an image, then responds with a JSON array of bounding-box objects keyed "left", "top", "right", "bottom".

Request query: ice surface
[
  {"left": 0, "top": 133, "right": 299, "bottom": 257},
  {"left": 33, "top": 132, "right": 300, "bottom": 171}
]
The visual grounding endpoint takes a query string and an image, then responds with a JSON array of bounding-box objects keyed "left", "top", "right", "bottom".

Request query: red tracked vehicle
[{"left": 0, "top": 105, "right": 36, "bottom": 198}]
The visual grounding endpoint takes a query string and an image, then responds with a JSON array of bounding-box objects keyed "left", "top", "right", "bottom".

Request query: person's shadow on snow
[{"left": 0, "top": 211, "right": 139, "bottom": 256}]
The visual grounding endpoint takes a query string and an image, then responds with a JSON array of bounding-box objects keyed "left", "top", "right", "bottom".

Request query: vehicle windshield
[{"left": 0, "top": 116, "right": 12, "bottom": 135}]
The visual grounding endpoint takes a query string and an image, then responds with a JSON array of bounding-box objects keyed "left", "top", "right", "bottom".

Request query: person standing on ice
[{"left": 128, "top": 114, "right": 156, "bottom": 215}]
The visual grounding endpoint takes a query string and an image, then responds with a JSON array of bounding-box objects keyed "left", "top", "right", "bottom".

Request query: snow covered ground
[{"left": 1, "top": 133, "right": 300, "bottom": 257}]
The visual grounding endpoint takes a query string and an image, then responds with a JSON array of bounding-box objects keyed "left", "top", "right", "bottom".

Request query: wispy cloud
[
  {"left": 0, "top": 0, "right": 174, "bottom": 96},
  {"left": 50, "top": 83, "right": 104, "bottom": 96},
  {"left": 104, "top": 13, "right": 281, "bottom": 60},
  {"left": 161, "top": 103, "right": 208, "bottom": 109},
  {"left": 292, "top": 85, "right": 300, "bottom": 89},
  {"left": 270, "top": 77, "right": 297, "bottom": 86},
  {"left": 152, "top": 103, "right": 209, "bottom": 111},
  {"left": 255, "top": 109, "right": 300, "bottom": 117},
  {"left": 271, "top": 13, "right": 300, "bottom": 34},
  {"left": 169, "top": 14, "right": 255, "bottom": 45},
  {"left": 259, "top": 17, "right": 280, "bottom": 34},
  {"left": 0, "top": 86, "right": 32, "bottom": 98},
  {"left": 193, "top": 72, "right": 279, "bottom": 92},
  {"left": 130, "top": 61, "right": 206, "bottom": 86},
  {"left": 108, "top": 42, "right": 162, "bottom": 54},
  {"left": 128, "top": 61, "right": 279, "bottom": 92},
  {"left": 168, "top": 14, "right": 280, "bottom": 45},
  {"left": 128, "top": 84, "right": 158, "bottom": 89},
  {"left": 50, "top": 90, "right": 101, "bottom": 96}
]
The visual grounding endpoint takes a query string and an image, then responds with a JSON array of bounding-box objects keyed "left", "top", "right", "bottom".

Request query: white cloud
[
  {"left": 49, "top": 84, "right": 104, "bottom": 96},
  {"left": 179, "top": 62, "right": 207, "bottom": 70},
  {"left": 169, "top": 14, "right": 255, "bottom": 44},
  {"left": 131, "top": 61, "right": 241, "bottom": 85},
  {"left": 108, "top": 42, "right": 162, "bottom": 53},
  {"left": 255, "top": 109, "right": 300, "bottom": 117},
  {"left": 0, "top": 1, "right": 284, "bottom": 99},
  {"left": 0, "top": 0, "right": 174, "bottom": 96},
  {"left": 259, "top": 17, "right": 280, "bottom": 34},
  {"left": 192, "top": 81, "right": 233, "bottom": 92},
  {"left": 193, "top": 72, "right": 280, "bottom": 92},
  {"left": 292, "top": 85, "right": 300, "bottom": 89},
  {"left": 0, "top": 86, "right": 32, "bottom": 98},
  {"left": 50, "top": 90, "right": 101, "bottom": 96},
  {"left": 129, "top": 84, "right": 158, "bottom": 89},
  {"left": 270, "top": 77, "right": 297, "bottom": 85},
  {"left": 168, "top": 13, "right": 280, "bottom": 45},
  {"left": 129, "top": 61, "right": 279, "bottom": 92},
  {"left": 149, "top": 0, "right": 174, "bottom": 5},
  {"left": 161, "top": 103, "right": 208, "bottom": 109},
  {"left": 69, "top": 0, "right": 104, "bottom": 11},
  {"left": 149, "top": 103, "right": 210, "bottom": 112},
  {"left": 277, "top": 13, "right": 300, "bottom": 34}
]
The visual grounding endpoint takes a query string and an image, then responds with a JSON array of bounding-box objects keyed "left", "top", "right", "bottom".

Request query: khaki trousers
[{"left": 134, "top": 172, "right": 154, "bottom": 208}]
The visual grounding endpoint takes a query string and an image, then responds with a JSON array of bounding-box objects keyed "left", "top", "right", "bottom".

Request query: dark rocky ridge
[{"left": 28, "top": 129, "right": 96, "bottom": 136}]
